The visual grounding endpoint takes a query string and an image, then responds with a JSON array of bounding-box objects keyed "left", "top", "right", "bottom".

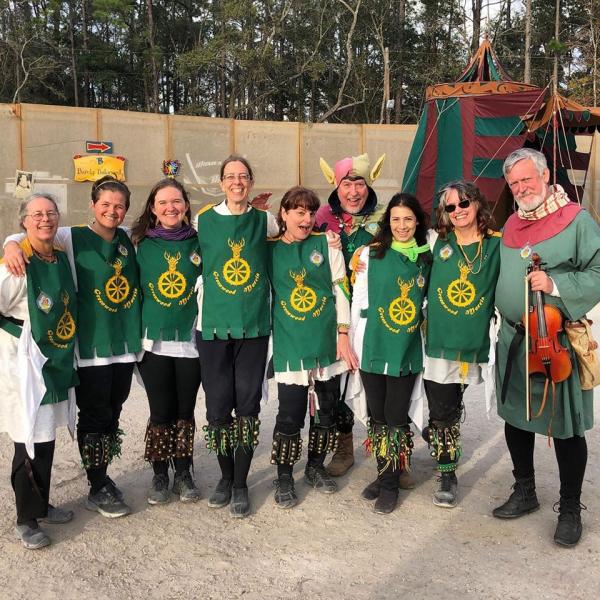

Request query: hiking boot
[
  {"left": 173, "top": 471, "right": 201, "bottom": 503},
  {"left": 208, "top": 478, "right": 233, "bottom": 508},
  {"left": 326, "top": 432, "right": 354, "bottom": 477},
  {"left": 433, "top": 471, "right": 458, "bottom": 508},
  {"left": 304, "top": 464, "right": 338, "bottom": 494},
  {"left": 493, "top": 475, "right": 539, "bottom": 519},
  {"left": 274, "top": 474, "right": 298, "bottom": 509},
  {"left": 230, "top": 486, "right": 250, "bottom": 518},
  {"left": 147, "top": 473, "right": 170, "bottom": 505},
  {"left": 39, "top": 504, "right": 74, "bottom": 524},
  {"left": 553, "top": 498, "right": 585, "bottom": 547},
  {"left": 374, "top": 488, "right": 399, "bottom": 514},
  {"left": 85, "top": 485, "right": 132, "bottom": 518},
  {"left": 361, "top": 479, "right": 380, "bottom": 501},
  {"left": 15, "top": 524, "right": 51, "bottom": 549}
]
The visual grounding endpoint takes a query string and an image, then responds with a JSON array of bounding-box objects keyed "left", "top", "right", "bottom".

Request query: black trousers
[
  {"left": 196, "top": 334, "right": 269, "bottom": 426},
  {"left": 275, "top": 376, "right": 340, "bottom": 434},
  {"left": 504, "top": 422, "right": 588, "bottom": 499},
  {"left": 11, "top": 441, "right": 55, "bottom": 525},
  {"left": 360, "top": 370, "right": 416, "bottom": 426},
  {"left": 424, "top": 379, "right": 465, "bottom": 424},
  {"left": 76, "top": 362, "right": 135, "bottom": 435},
  {"left": 138, "top": 352, "right": 201, "bottom": 424}
]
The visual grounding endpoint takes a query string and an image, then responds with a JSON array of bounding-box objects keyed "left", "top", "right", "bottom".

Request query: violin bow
[{"left": 524, "top": 270, "right": 530, "bottom": 422}]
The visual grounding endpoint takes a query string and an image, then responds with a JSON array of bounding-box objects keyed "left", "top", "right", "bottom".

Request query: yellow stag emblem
[
  {"left": 55, "top": 291, "right": 76, "bottom": 341},
  {"left": 105, "top": 259, "right": 130, "bottom": 304},
  {"left": 447, "top": 261, "right": 476, "bottom": 308},
  {"left": 388, "top": 278, "right": 416, "bottom": 326},
  {"left": 158, "top": 252, "right": 187, "bottom": 299},
  {"left": 289, "top": 268, "right": 317, "bottom": 313},
  {"left": 223, "top": 239, "right": 251, "bottom": 286}
]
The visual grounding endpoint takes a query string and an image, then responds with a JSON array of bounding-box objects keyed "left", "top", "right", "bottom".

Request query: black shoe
[
  {"left": 373, "top": 487, "right": 399, "bottom": 514},
  {"left": 86, "top": 485, "right": 131, "bottom": 518},
  {"left": 361, "top": 479, "right": 380, "bottom": 501},
  {"left": 173, "top": 471, "right": 201, "bottom": 503},
  {"left": 105, "top": 477, "right": 125, "bottom": 503},
  {"left": 14, "top": 524, "right": 51, "bottom": 549},
  {"left": 553, "top": 498, "right": 585, "bottom": 547},
  {"left": 274, "top": 474, "right": 298, "bottom": 509},
  {"left": 304, "top": 464, "right": 338, "bottom": 494},
  {"left": 230, "top": 486, "right": 250, "bottom": 518},
  {"left": 493, "top": 476, "right": 539, "bottom": 519},
  {"left": 208, "top": 478, "right": 233, "bottom": 508},
  {"left": 433, "top": 471, "right": 458, "bottom": 508},
  {"left": 147, "top": 473, "right": 170, "bottom": 505},
  {"left": 39, "top": 504, "right": 74, "bottom": 524}
]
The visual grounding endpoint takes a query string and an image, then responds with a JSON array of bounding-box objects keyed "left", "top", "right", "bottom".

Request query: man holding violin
[{"left": 494, "top": 148, "right": 600, "bottom": 547}]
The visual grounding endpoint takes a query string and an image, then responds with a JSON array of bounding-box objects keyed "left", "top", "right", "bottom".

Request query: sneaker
[
  {"left": 208, "top": 478, "right": 233, "bottom": 508},
  {"left": 433, "top": 472, "right": 458, "bottom": 508},
  {"left": 553, "top": 499, "right": 585, "bottom": 547},
  {"left": 304, "top": 464, "right": 338, "bottom": 494},
  {"left": 274, "top": 474, "right": 298, "bottom": 509},
  {"left": 147, "top": 473, "right": 170, "bottom": 505},
  {"left": 15, "top": 524, "right": 51, "bottom": 549},
  {"left": 361, "top": 479, "right": 380, "bottom": 501},
  {"left": 85, "top": 485, "right": 132, "bottom": 518},
  {"left": 173, "top": 471, "right": 201, "bottom": 503},
  {"left": 230, "top": 486, "right": 250, "bottom": 518},
  {"left": 39, "top": 504, "right": 74, "bottom": 524},
  {"left": 105, "top": 477, "right": 125, "bottom": 502}
]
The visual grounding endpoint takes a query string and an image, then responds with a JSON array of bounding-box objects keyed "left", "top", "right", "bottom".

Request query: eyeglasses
[
  {"left": 443, "top": 199, "right": 471, "bottom": 213},
  {"left": 222, "top": 174, "right": 251, "bottom": 182},
  {"left": 25, "top": 211, "right": 59, "bottom": 221}
]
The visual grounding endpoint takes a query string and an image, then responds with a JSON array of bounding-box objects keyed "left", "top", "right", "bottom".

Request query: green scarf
[{"left": 391, "top": 239, "right": 430, "bottom": 262}]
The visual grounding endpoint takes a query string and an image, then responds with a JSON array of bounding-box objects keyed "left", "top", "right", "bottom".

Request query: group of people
[{"left": 0, "top": 147, "right": 598, "bottom": 551}]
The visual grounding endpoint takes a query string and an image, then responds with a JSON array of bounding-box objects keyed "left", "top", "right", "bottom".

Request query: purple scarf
[{"left": 146, "top": 223, "right": 196, "bottom": 241}]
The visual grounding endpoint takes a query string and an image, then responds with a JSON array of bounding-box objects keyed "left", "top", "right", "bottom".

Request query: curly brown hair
[{"left": 435, "top": 180, "right": 494, "bottom": 240}]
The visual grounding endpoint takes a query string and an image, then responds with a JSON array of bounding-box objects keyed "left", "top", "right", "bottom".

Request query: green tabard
[
  {"left": 137, "top": 237, "right": 201, "bottom": 341},
  {"left": 269, "top": 234, "right": 337, "bottom": 373},
  {"left": 197, "top": 207, "right": 270, "bottom": 340},
  {"left": 341, "top": 205, "right": 385, "bottom": 268},
  {"left": 426, "top": 232, "right": 500, "bottom": 363},
  {"left": 361, "top": 248, "right": 430, "bottom": 376},
  {"left": 71, "top": 226, "right": 141, "bottom": 358},
  {"left": 26, "top": 252, "right": 78, "bottom": 405}
]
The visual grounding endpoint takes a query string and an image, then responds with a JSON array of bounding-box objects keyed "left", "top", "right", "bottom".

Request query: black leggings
[
  {"left": 424, "top": 379, "right": 465, "bottom": 424},
  {"left": 504, "top": 422, "right": 588, "bottom": 499},
  {"left": 138, "top": 352, "right": 201, "bottom": 424},
  {"left": 11, "top": 441, "right": 55, "bottom": 526},
  {"left": 360, "top": 370, "right": 416, "bottom": 426}
]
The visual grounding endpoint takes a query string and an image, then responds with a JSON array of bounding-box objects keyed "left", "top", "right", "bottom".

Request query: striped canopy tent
[{"left": 402, "top": 39, "right": 549, "bottom": 222}]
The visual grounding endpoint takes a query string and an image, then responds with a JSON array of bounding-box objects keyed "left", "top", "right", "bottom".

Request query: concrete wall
[{"left": 1, "top": 103, "right": 598, "bottom": 243}]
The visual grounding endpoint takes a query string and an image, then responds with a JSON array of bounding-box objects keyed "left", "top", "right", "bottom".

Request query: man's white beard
[{"left": 517, "top": 185, "right": 548, "bottom": 212}]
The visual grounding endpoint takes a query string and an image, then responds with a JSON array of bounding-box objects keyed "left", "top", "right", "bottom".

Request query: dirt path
[{"left": 0, "top": 313, "right": 599, "bottom": 600}]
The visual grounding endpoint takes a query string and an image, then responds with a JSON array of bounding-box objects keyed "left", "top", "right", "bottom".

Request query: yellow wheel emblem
[
  {"left": 157, "top": 252, "right": 187, "bottom": 299},
  {"left": 288, "top": 268, "right": 317, "bottom": 313},
  {"left": 55, "top": 292, "right": 75, "bottom": 341},
  {"left": 222, "top": 239, "right": 251, "bottom": 286},
  {"left": 389, "top": 297, "right": 416, "bottom": 325},
  {"left": 447, "top": 262, "right": 476, "bottom": 307},
  {"left": 105, "top": 259, "right": 130, "bottom": 304}
]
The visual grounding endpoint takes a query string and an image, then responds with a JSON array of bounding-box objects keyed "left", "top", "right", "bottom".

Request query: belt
[{"left": 0, "top": 315, "right": 24, "bottom": 338}]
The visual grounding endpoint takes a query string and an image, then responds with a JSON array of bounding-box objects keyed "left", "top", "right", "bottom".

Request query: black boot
[
  {"left": 361, "top": 454, "right": 386, "bottom": 501},
  {"left": 493, "top": 473, "right": 540, "bottom": 519},
  {"left": 373, "top": 469, "right": 399, "bottom": 515},
  {"left": 553, "top": 497, "right": 585, "bottom": 547}
]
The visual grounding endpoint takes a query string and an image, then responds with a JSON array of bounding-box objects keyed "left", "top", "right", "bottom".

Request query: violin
[{"left": 523, "top": 253, "right": 572, "bottom": 420}]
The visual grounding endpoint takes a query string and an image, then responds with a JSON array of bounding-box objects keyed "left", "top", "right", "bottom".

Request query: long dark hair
[
  {"left": 435, "top": 180, "right": 494, "bottom": 240},
  {"left": 370, "top": 193, "right": 429, "bottom": 259},
  {"left": 276, "top": 186, "right": 320, "bottom": 236},
  {"left": 91, "top": 175, "right": 131, "bottom": 209},
  {"left": 131, "top": 179, "right": 191, "bottom": 244}
]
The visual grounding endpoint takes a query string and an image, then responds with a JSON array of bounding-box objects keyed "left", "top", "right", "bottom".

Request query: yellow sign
[{"left": 73, "top": 154, "right": 126, "bottom": 182}]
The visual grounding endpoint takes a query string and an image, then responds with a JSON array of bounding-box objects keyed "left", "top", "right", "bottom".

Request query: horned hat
[{"left": 319, "top": 153, "right": 386, "bottom": 188}]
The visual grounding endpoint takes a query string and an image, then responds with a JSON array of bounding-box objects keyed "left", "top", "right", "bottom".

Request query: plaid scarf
[{"left": 517, "top": 184, "right": 570, "bottom": 221}]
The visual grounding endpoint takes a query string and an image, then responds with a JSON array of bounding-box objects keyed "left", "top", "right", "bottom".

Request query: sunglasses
[{"left": 444, "top": 198, "right": 471, "bottom": 213}]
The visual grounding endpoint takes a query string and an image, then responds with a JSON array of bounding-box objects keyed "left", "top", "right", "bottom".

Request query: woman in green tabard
[
  {"left": 267, "top": 186, "right": 358, "bottom": 509},
  {"left": 423, "top": 180, "right": 501, "bottom": 508},
  {"left": 130, "top": 179, "right": 202, "bottom": 505},
  {"left": 3, "top": 176, "right": 141, "bottom": 518},
  {"left": 0, "top": 194, "right": 78, "bottom": 549},
  {"left": 351, "top": 193, "right": 431, "bottom": 514}
]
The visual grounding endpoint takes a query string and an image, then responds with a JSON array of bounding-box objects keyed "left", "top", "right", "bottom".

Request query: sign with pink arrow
[{"left": 85, "top": 140, "right": 113, "bottom": 154}]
